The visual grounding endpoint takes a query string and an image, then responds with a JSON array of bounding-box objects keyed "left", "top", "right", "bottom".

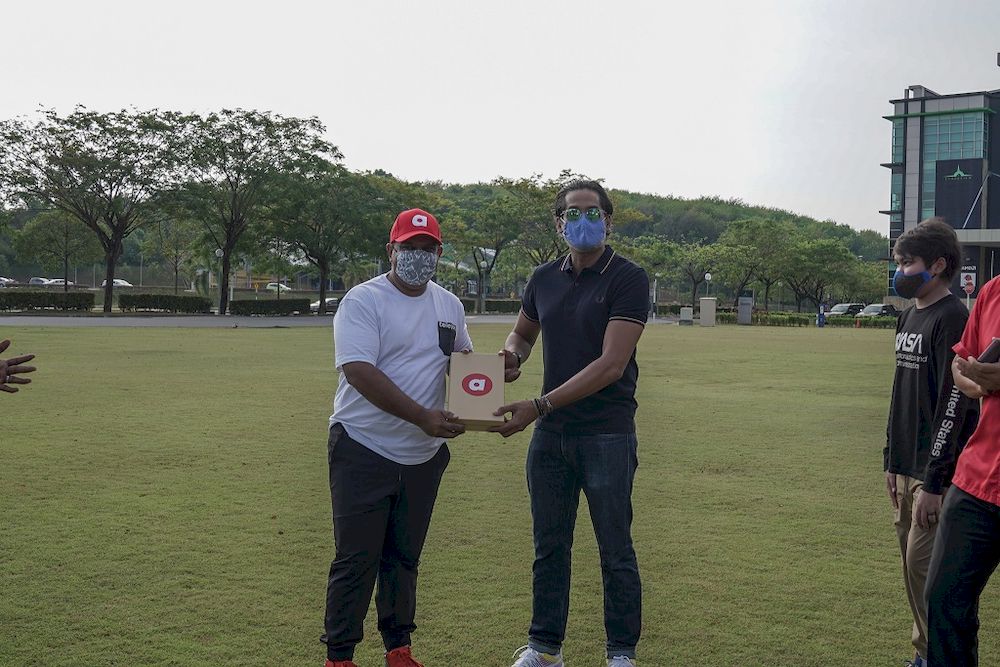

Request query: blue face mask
[
  {"left": 562, "top": 216, "right": 607, "bottom": 252},
  {"left": 892, "top": 268, "right": 933, "bottom": 299}
]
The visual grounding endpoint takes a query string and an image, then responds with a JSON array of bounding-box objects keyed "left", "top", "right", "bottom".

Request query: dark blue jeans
[
  {"left": 526, "top": 428, "right": 642, "bottom": 660},
  {"left": 925, "top": 486, "right": 1000, "bottom": 667}
]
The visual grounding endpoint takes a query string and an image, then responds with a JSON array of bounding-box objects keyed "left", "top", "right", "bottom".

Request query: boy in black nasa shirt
[{"left": 885, "top": 218, "right": 979, "bottom": 667}]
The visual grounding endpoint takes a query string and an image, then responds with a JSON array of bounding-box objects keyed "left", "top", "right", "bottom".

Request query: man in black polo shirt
[{"left": 493, "top": 180, "right": 649, "bottom": 667}]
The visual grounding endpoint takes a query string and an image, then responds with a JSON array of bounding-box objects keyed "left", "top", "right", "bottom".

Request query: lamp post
[
  {"left": 479, "top": 260, "right": 488, "bottom": 314},
  {"left": 215, "top": 248, "right": 224, "bottom": 314},
  {"left": 651, "top": 273, "right": 661, "bottom": 319}
]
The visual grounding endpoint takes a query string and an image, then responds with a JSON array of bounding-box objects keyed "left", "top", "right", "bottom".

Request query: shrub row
[
  {"left": 0, "top": 290, "right": 95, "bottom": 311},
  {"left": 715, "top": 312, "right": 813, "bottom": 326},
  {"left": 715, "top": 312, "right": 897, "bottom": 329},
  {"left": 460, "top": 298, "right": 522, "bottom": 314},
  {"left": 824, "top": 315, "right": 897, "bottom": 329},
  {"left": 118, "top": 293, "right": 212, "bottom": 313},
  {"left": 229, "top": 298, "right": 311, "bottom": 316}
]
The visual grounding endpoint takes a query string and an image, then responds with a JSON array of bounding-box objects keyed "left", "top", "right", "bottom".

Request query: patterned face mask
[{"left": 394, "top": 248, "right": 438, "bottom": 286}]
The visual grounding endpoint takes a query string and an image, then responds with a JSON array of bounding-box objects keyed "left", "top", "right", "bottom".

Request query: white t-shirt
[{"left": 330, "top": 274, "right": 473, "bottom": 464}]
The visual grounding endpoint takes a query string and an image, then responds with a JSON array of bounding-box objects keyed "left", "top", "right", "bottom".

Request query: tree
[
  {"left": 14, "top": 211, "right": 102, "bottom": 290},
  {"left": 512, "top": 175, "right": 564, "bottom": 267},
  {"left": 831, "top": 260, "right": 889, "bottom": 304},
  {"left": 673, "top": 243, "right": 723, "bottom": 309},
  {"left": 615, "top": 235, "right": 675, "bottom": 312},
  {"left": 713, "top": 243, "right": 758, "bottom": 308},
  {"left": 149, "top": 214, "right": 201, "bottom": 295},
  {"left": 717, "top": 218, "right": 793, "bottom": 310},
  {"left": 442, "top": 178, "right": 533, "bottom": 313},
  {"left": 852, "top": 229, "right": 891, "bottom": 262},
  {"left": 744, "top": 220, "right": 796, "bottom": 311},
  {"left": 781, "top": 238, "right": 856, "bottom": 311},
  {"left": 269, "top": 167, "right": 418, "bottom": 313},
  {"left": 0, "top": 107, "right": 184, "bottom": 311},
  {"left": 183, "top": 109, "right": 339, "bottom": 314},
  {"left": 249, "top": 235, "right": 297, "bottom": 301}
]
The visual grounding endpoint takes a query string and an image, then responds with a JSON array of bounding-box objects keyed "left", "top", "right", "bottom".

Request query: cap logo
[
  {"left": 412, "top": 214, "right": 428, "bottom": 227},
  {"left": 461, "top": 373, "right": 492, "bottom": 396}
]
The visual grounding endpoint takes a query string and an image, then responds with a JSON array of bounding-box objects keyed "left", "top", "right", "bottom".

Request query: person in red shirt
[{"left": 925, "top": 274, "right": 1000, "bottom": 666}]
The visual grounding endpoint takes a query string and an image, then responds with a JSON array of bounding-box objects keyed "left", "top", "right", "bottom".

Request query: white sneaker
[
  {"left": 608, "top": 657, "right": 635, "bottom": 666},
  {"left": 510, "top": 645, "right": 564, "bottom": 667}
]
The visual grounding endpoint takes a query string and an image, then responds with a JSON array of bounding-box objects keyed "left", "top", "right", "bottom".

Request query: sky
[{"left": 5, "top": 0, "right": 1000, "bottom": 233}]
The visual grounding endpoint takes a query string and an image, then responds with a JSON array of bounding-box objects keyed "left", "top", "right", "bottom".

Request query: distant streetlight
[
  {"left": 479, "top": 260, "right": 489, "bottom": 313},
  {"left": 214, "top": 248, "right": 226, "bottom": 312}
]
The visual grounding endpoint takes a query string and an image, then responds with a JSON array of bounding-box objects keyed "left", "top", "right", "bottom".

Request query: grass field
[{"left": 1, "top": 323, "right": 998, "bottom": 666}]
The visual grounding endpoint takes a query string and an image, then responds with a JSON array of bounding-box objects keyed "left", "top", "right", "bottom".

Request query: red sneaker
[
  {"left": 326, "top": 660, "right": 358, "bottom": 667},
  {"left": 385, "top": 645, "right": 425, "bottom": 667}
]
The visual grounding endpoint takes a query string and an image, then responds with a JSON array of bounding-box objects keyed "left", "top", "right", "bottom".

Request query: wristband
[{"left": 532, "top": 395, "right": 554, "bottom": 417}]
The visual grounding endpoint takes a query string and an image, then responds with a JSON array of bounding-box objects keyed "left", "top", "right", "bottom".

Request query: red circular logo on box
[{"left": 462, "top": 373, "right": 493, "bottom": 396}]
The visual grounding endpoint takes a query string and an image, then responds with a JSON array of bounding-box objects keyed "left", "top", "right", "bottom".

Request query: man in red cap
[{"left": 321, "top": 209, "right": 472, "bottom": 667}]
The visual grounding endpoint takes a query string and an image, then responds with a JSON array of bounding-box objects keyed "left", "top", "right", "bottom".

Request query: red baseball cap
[{"left": 389, "top": 209, "right": 442, "bottom": 243}]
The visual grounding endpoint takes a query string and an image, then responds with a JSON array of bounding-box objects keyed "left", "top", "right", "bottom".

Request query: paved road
[{"left": 0, "top": 313, "right": 679, "bottom": 328}]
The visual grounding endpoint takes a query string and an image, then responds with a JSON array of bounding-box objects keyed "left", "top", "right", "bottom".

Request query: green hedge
[
  {"left": 118, "top": 293, "right": 212, "bottom": 313},
  {"left": 859, "top": 316, "right": 898, "bottom": 329},
  {"left": 716, "top": 312, "right": 811, "bottom": 326},
  {"left": 657, "top": 304, "right": 682, "bottom": 315},
  {"left": 460, "top": 298, "right": 522, "bottom": 314},
  {"left": 714, "top": 312, "right": 897, "bottom": 329},
  {"left": 0, "top": 290, "right": 95, "bottom": 311},
  {"left": 824, "top": 315, "right": 897, "bottom": 329},
  {"left": 229, "top": 298, "right": 311, "bottom": 316}
]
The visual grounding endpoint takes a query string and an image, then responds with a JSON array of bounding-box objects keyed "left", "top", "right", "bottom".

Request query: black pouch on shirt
[{"left": 438, "top": 321, "right": 456, "bottom": 357}]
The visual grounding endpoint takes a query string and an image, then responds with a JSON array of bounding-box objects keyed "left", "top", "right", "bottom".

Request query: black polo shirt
[{"left": 522, "top": 245, "right": 649, "bottom": 434}]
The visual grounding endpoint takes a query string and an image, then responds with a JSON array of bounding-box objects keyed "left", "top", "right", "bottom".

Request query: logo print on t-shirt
[
  {"left": 462, "top": 373, "right": 492, "bottom": 396},
  {"left": 412, "top": 214, "right": 428, "bottom": 227},
  {"left": 895, "top": 332, "right": 923, "bottom": 354}
]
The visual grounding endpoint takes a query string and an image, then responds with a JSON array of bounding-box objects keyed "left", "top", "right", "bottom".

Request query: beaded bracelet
[{"left": 532, "top": 395, "right": 555, "bottom": 417}]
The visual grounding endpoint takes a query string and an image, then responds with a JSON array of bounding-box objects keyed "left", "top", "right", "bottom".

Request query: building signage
[
  {"left": 936, "top": 159, "right": 984, "bottom": 227},
  {"left": 956, "top": 261, "right": 979, "bottom": 298},
  {"left": 961, "top": 272, "right": 976, "bottom": 294}
]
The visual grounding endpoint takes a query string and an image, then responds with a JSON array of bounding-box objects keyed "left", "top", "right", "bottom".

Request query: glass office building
[{"left": 883, "top": 85, "right": 1000, "bottom": 296}]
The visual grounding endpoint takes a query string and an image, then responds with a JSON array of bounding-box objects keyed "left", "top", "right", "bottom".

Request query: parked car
[
  {"left": 265, "top": 282, "right": 293, "bottom": 292},
  {"left": 101, "top": 279, "right": 134, "bottom": 288},
  {"left": 857, "top": 303, "right": 900, "bottom": 318},
  {"left": 310, "top": 297, "right": 339, "bottom": 314},
  {"left": 0, "top": 277, "right": 15, "bottom": 287},
  {"left": 28, "top": 277, "right": 50, "bottom": 286},
  {"left": 826, "top": 302, "right": 865, "bottom": 317},
  {"left": 46, "top": 279, "right": 74, "bottom": 287}
]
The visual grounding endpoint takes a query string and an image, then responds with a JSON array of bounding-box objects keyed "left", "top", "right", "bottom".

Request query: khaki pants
[{"left": 893, "top": 474, "right": 939, "bottom": 659}]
